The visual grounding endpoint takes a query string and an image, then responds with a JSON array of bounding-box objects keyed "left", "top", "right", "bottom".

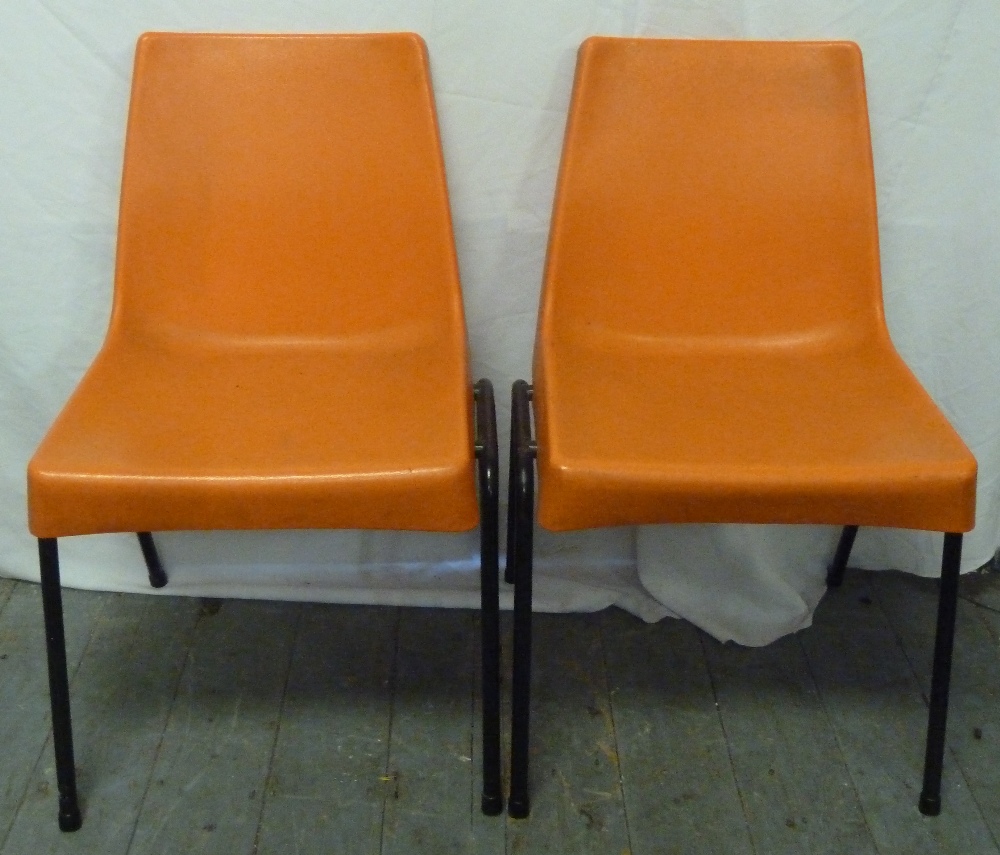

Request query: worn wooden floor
[{"left": 1, "top": 566, "right": 999, "bottom": 854}]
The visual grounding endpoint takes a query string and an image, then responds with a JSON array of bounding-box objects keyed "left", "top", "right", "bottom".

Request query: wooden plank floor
[{"left": 1, "top": 566, "right": 999, "bottom": 854}]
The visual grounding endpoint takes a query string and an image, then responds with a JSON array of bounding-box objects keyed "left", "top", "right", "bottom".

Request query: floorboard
[
  {"left": 128, "top": 599, "right": 301, "bottom": 855},
  {"left": 506, "top": 613, "right": 630, "bottom": 855},
  {"left": 382, "top": 609, "right": 503, "bottom": 855},
  {"left": 802, "top": 571, "right": 998, "bottom": 855},
  {"left": 0, "top": 577, "right": 15, "bottom": 614},
  {"left": 0, "top": 586, "right": 107, "bottom": 850},
  {"left": 253, "top": 604, "right": 398, "bottom": 855},
  {"left": 600, "top": 609, "right": 753, "bottom": 855},
  {"left": 2, "top": 592, "right": 200, "bottom": 855},
  {"left": 3, "top": 570, "right": 1000, "bottom": 854},
  {"left": 872, "top": 570, "right": 1000, "bottom": 851},
  {"left": 701, "top": 631, "right": 877, "bottom": 854}
]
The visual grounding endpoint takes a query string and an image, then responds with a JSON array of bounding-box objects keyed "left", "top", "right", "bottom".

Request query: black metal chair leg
[
  {"left": 38, "top": 538, "right": 83, "bottom": 832},
  {"left": 826, "top": 525, "right": 859, "bottom": 587},
  {"left": 137, "top": 531, "right": 167, "bottom": 588},
  {"left": 919, "top": 532, "right": 963, "bottom": 816},
  {"left": 504, "top": 406, "right": 519, "bottom": 586},
  {"left": 474, "top": 379, "right": 503, "bottom": 816},
  {"left": 508, "top": 380, "right": 534, "bottom": 819}
]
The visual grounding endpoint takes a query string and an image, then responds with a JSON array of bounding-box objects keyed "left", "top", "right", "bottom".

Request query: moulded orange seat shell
[
  {"left": 533, "top": 38, "right": 976, "bottom": 534},
  {"left": 28, "top": 32, "right": 479, "bottom": 538}
]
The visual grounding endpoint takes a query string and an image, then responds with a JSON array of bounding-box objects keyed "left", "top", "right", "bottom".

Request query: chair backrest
[
  {"left": 538, "top": 38, "right": 886, "bottom": 355},
  {"left": 111, "top": 33, "right": 465, "bottom": 347}
]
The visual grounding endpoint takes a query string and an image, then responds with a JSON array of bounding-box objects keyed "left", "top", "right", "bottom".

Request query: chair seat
[
  {"left": 29, "top": 334, "right": 479, "bottom": 537},
  {"left": 534, "top": 333, "right": 976, "bottom": 532}
]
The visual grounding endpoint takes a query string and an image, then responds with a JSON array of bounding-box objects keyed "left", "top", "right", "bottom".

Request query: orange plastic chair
[
  {"left": 27, "top": 32, "right": 503, "bottom": 830},
  {"left": 505, "top": 37, "right": 976, "bottom": 818}
]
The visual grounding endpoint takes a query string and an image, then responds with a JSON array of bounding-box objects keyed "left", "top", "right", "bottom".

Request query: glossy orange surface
[
  {"left": 28, "top": 32, "right": 479, "bottom": 537},
  {"left": 534, "top": 38, "right": 976, "bottom": 533}
]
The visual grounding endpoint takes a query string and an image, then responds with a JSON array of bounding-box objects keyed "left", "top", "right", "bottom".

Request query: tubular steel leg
[
  {"left": 137, "top": 532, "right": 167, "bottom": 589},
  {"left": 825, "top": 525, "right": 859, "bottom": 588},
  {"left": 508, "top": 380, "right": 535, "bottom": 819},
  {"left": 38, "top": 538, "right": 82, "bottom": 832},
  {"left": 919, "top": 532, "right": 963, "bottom": 816},
  {"left": 474, "top": 379, "right": 503, "bottom": 816},
  {"left": 504, "top": 409, "right": 519, "bottom": 586}
]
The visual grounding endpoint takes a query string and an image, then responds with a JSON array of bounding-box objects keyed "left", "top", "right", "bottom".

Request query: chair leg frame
[
  {"left": 137, "top": 531, "right": 168, "bottom": 588},
  {"left": 825, "top": 524, "right": 858, "bottom": 587},
  {"left": 504, "top": 400, "right": 520, "bottom": 587},
  {"left": 38, "top": 537, "right": 82, "bottom": 832},
  {"left": 40, "top": 533, "right": 165, "bottom": 831},
  {"left": 474, "top": 378, "right": 504, "bottom": 815},
  {"left": 825, "top": 525, "right": 963, "bottom": 814},
  {"left": 507, "top": 379, "right": 536, "bottom": 818},
  {"left": 504, "top": 426, "right": 965, "bottom": 819},
  {"left": 35, "top": 414, "right": 963, "bottom": 827},
  {"left": 919, "top": 531, "right": 963, "bottom": 816},
  {"left": 37, "top": 380, "right": 503, "bottom": 831}
]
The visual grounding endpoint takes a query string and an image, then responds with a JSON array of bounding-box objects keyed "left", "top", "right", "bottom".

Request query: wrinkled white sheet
[{"left": 1, "top": 1, "right": 997, "bottom": 645}]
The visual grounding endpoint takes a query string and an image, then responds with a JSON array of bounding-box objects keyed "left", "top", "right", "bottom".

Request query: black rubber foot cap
[
  {"left": 58, "top": 804, "right": 82, "bottom": 832},
  {"left": 918, "top": 792, "right": 941, "bottom": 816},
  {"left": 825, "top": 566, "right": 844, "bottom": 588},
  {"left": 508, "top": 795, "right": 530, "bottom": 819},
  {"left": 481, "top": 792, "right": 504, "bottom": 816}
]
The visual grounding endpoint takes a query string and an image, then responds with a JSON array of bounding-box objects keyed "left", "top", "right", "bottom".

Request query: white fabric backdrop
[{"left": 1, "top": 1, "right": 997, "bottom": 645}]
